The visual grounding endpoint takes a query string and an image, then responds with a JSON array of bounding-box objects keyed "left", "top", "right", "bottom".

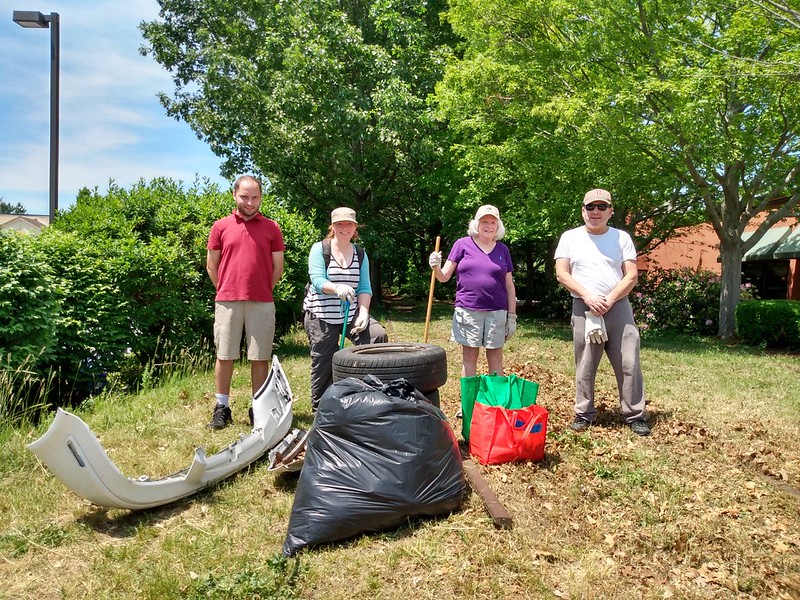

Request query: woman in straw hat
[{"left": 302, "top": 207, "right": 388, "bottom": 410}]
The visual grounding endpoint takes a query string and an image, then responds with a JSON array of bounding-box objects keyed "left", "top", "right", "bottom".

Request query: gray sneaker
[
  {"left": 208, "top": 404, "right": 232, "bottom": 430},
  {"left": 570, "top": 417, "right": 592, "bottom": 432},
  {"left": 630, "top": 420, "right": 651, "bottom": 436}
]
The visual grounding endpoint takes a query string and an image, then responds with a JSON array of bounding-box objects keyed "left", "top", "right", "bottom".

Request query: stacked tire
[{"left": 332, "top": 343, "right": 447, "bottom": 407}]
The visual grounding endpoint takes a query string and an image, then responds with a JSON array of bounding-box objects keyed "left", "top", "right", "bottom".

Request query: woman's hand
[
  {"left": 350, "top": 305, "right": 370, "bottom": 334},
  {"left": 505, "top": 313, "right": 517, "bottom": 340},
  {"left": 334, "top": 284, "right": 356, "bottom": 302}
]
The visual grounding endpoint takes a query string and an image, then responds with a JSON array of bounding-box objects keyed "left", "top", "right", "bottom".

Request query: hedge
[
  {"left": 735, "top": 300, "right": 800, "bottom": 349},
  {"left": 2, "top": 179, "right": 321, "bottom": 412}
]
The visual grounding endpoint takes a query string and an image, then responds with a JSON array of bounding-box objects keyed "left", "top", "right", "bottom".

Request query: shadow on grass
[
  {"left": 378, "top": 296, "right": 576, "bottom": 342},
  {"left": 274, "top": 337, "right": 310, "bottom": 359},
  {"left": 77, "top": 495, "right": 196, "bottom": 537},
  {"left": 640, "top": 331, "right": 794, "bottom": 357},
  {"left": 592, "top": 406, "right": 673, "bottom": 429},
  {"left": 292, "top": 510, "right": 460, "bottom": 556},
  {"left": 273, "top": 470, "right": 301, "bottom": 492},
  {"left": 520, "top": 316, "right": 573, "bottom": 343},
  {"left": 74, "top": 453, "right": 283, "bottom": 536},
  {"left": 379, "top": 296, "right": 799, "bottom": 358},
  {"left": 375, "top": 298, "right": 452, "bottom": 323}
]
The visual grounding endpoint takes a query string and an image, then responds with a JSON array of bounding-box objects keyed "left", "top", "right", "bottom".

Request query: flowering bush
[{"left": 631, "top": 268, "right": 757, "bottom": 335}]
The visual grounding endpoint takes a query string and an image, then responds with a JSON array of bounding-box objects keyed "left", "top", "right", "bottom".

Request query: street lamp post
[{"left": 13, "top": 10, "right": 60, "bottom": 224}]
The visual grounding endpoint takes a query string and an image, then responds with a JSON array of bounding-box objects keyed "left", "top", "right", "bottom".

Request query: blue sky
[{"left": 0, "top": 0, "right": 229, "bottom": 215}]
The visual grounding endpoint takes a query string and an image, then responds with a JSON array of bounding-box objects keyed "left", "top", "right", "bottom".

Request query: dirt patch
[{"left": 454, "top": 361, "right": 800, "bottom": 599}]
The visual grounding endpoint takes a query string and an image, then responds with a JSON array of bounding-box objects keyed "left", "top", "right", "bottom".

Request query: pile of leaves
[{"left": 449, "top": 360, "right": 800, "bottom": 599}]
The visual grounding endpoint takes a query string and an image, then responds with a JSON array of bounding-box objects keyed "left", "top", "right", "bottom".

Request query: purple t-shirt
[{"left": 448, "top": 236, "right": 514, "bottom": 311}]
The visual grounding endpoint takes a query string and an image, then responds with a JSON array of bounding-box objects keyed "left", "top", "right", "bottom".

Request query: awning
[
  {"left": 742, "top": 226, "right": 792, "bottom": 261},
  {"left": 773, "top": 227, "right": 800, "bottom": 259}
]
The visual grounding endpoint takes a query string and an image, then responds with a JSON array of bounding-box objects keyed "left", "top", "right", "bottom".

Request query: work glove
[
  {"left": 584, "top": 312, "right": 608, "bottom": 344},
  {"left": 350, "top": 305, "right": 370, "bottom": 335},
  {"left": 428, "top": 251, "right": 442, "bottom": 269},
  {"left": 505, "top": 313, "right": 517, "bottom": 340},
  {"left": 334, "top": 284, "right": 356, "bottom": 303}
]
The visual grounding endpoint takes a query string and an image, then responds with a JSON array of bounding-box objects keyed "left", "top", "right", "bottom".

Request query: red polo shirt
[{"left": 207, "top": 211, "right": 285, "bottom": 302}]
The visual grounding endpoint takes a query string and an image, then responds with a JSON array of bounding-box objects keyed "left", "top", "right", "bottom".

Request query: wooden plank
[{"left": 460, "top": 444, "right": 513, "bottom": 529}]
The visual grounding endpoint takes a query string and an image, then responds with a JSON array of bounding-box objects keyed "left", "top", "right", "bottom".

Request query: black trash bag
[{"left": 282, "top": 376, "right": 466, "bottom": 556}]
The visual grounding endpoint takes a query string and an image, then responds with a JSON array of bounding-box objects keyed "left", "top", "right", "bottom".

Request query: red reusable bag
[{"left": 469, "top": 403, "right": 548, "bottom": 465}]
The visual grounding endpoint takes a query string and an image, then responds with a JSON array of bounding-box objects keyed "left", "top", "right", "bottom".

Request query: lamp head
[{"left": 12, "top": 11, "right": 50, "bottom": 28}]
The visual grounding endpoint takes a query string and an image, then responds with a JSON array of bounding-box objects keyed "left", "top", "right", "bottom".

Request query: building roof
[
  {"left": 773, "top": 227, "right": 800, "bottom": 259},
  {"left": 742, "top": 227, "right": 792, "bottom": 261},
  {"left": 0, "top": 214, "right": 50, "bottom": 234},
  {"left": 0, "top": 213, "right": 50, "bottom": 228},
  {"left": 0, "top": 214, "right": 49, "bottom": 233}
]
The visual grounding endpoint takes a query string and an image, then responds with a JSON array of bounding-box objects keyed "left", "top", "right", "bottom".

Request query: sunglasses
[{"left": 584, "top": 203, "right": 611, "bottom": 212}]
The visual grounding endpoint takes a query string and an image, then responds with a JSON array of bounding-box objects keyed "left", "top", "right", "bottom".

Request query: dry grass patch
[{"left": 1, "top": 309, "right": 799, "bottom": 599}]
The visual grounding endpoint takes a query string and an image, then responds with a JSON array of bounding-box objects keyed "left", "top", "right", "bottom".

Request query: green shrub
[
  {"left": 4, "top": 178, "right": 319, "bottom": 408},
  {"left": 735, "top": 300, "right": 800, "bottom": 349},
  {"left": 631, "top": 268, "right": 722, "bottom": 335},
  {"left": 630, "top": 268, "right": 758, "bottom": 335},
  {"left": 55, "top": 178, "right": 226, "bottom": 385},
  {"left": 56, "top": 180, "right": 319, "bottom": 386},
  {"left": 529, "top": 274, "right": 571, "bottom": 320},
  {"left": 0, "top": 231, "right": 60, "bottom": 368},
  {"left": 261, "top": 201, "right": 322, "bottom": 332},
  {"left": 0, "top": 232, "right": 61, "bottom": 420}
]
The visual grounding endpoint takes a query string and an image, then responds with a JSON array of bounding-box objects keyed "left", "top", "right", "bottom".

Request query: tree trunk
[
  {"left": 370, "top": 257, "right": 382, "bottom": 306},
  {"left": 525, "top": 242, "right": 534, "bottom": 309},
  {"left": 717, "top": 241, "right": 744, "bottom": 338}
]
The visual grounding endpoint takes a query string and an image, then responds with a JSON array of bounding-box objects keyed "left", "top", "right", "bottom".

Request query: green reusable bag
[{"left": 460, "top": 373, "right": 540, "bottom": 442}]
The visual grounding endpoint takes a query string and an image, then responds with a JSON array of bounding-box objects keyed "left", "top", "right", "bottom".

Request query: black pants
[{"left": 303, "top": 311, "right": 388, "bottom": 408}]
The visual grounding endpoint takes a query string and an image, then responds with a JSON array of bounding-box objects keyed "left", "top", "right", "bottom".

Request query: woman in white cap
[
  {"left": 302, "top": 207, "right": 388, "bottom": 410},
  {"left": 429, "top": 205, "right": 517, "bottom": 377}
]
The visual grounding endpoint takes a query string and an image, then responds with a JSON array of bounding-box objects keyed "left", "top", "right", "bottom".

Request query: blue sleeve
[
  {"left": 355, "top": 251, "right": 373, "bottom": 296},
  {"left": 309, "top": 242, "right": 328, "bottom": 292}
]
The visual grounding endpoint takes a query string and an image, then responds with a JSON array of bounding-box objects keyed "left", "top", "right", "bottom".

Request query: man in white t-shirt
[{"left": 554, "top": 189, "right": 650, "bottom": 436}]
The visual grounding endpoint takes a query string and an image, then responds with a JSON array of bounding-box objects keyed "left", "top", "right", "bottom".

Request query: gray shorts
[
  {"left": 214, "top": 301, "right": 276, "bottom": 361},
  {"left": 451, "top": 307, "right": 507, "bottom": 349}
]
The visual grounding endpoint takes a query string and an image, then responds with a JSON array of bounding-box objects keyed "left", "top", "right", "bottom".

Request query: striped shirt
[{"left": 303, "top": 252, "right": 361, "bottom": 324}]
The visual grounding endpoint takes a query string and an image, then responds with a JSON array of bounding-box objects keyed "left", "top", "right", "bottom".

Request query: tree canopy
[
  {"left": 0, "top": 200, "right": 27, "bottom": 214},
  {"left": 141, "top": 0, "right": 462, "bottom": 291},
  {"left": 138, "top": 0, "right": 800, "bottom": 332},
  {"left": 436, "top": 0, "right": 800, "bottom": 335}
]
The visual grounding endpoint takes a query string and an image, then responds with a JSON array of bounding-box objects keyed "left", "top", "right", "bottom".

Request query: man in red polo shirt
[{"left": 206, "top": 175, "right": 285, "bottom": 429}]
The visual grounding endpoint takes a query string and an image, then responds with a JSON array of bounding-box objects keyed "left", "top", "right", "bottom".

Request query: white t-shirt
[{"left": 554, "top": 226, "right": 637, "bottom": 297}]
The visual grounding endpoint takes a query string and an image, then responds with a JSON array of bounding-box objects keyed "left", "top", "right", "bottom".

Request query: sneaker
[
  {"left": 570, "top": 417, "right": 592, "bottom": 432},
  {"left": 208, "top": 404, "right": 232, "bottom": 430},
  {"left": 630, "top": 420, "right": 651, "bottom": 436}
]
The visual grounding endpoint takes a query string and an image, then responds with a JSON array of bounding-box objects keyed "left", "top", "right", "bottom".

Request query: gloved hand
[
  {"left": 334, "top": 284, "right": 356, "bottom": 302},
  {"left": 428, "top": 251, "right": 442, "bottom": 269},
  {"left": 584, "top": 311, "right": 608, "bottom": 344},
  {"left": 505, "top": 313, "right": 517, "bottom": 340},
  {"left": 350, "top": 305, "right": 370, "bottom": 335}
]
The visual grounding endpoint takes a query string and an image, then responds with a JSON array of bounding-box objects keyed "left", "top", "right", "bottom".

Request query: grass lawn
[{"left": 1, "top": 300, "right": 799, "bottom": 599}]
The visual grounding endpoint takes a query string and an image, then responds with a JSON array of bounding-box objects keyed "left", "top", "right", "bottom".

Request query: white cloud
[{"left": 0, "top": 0, "right": 228, "bottom": 214}]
